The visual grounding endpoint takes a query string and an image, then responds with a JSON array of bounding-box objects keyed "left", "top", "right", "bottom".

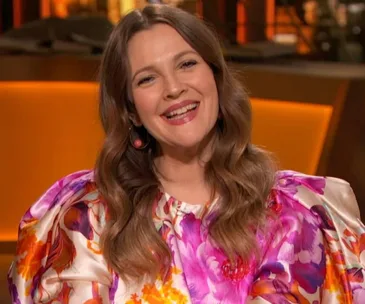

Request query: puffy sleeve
[
  {"left": 7, "top": 170, "right": 114, "bottom": 304},
  {"left": 247, "top": 170, "right": 365, "bottom": 304}
]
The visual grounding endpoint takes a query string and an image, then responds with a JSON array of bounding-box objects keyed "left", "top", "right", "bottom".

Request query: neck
[
  {"left": 155, "top": 153, "right": 207, "bottom": 186},
  {"left": 153, "top": 135, "right": 216, "bottom": 205},
  {"left": 152, "top": 128, "right": 219, "bottom": 204},
  {"left": 154, "top": 153, "right": 214, "bottom": 205},
  {"left": 154, "top": 129, "right": 217, "bottom": 186}
]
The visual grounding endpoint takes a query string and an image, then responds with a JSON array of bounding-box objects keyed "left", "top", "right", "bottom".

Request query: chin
[
  {"left": 158, "top": 126, "right": 217, "bottom": 153},
  {"left": 173, "top": 134, "right": 213, "bottom": 151}
]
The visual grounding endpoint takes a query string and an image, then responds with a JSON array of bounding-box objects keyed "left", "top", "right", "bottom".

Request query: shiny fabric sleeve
[
  {"left": 247, "top": 171, "right": 365, "bottom": 304},
  {"left": 299, "top": 176, "right": 365, "bottom": 303},
  {"left": 7, "top": 171, "right": 113, "bottom": 304},
  {"left": 247, "top": 192, "right": 325, "bottom": 303}
]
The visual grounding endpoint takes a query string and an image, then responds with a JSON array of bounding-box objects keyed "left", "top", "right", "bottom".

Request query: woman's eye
[
  {"left": 137, "top": 76, "right": 154, "bottom": 86},
  {"left": 180, "top": 60, "right": 197, "bottom": 69}
]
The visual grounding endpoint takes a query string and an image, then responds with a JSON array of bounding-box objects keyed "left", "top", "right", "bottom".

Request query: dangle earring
[
  {"left": 133, "top": 138, "right": 143, "bottom": 149},
  {"left": 129, "top": 125, "right": 150, "bottom": 150}
]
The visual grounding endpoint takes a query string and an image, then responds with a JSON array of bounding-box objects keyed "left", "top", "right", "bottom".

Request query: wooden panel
[
  {"left": 319, "top": 79, "right": 365, "bottom": 215},
  {"left": 233, "top": 64, "right": 349, "bottom": 106},
  {"left": 0, "top": 55, "right": 100, "bottom": 82}
]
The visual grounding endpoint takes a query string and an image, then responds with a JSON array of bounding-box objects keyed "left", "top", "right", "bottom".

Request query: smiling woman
[{"left": 8, "top": 4, "right": 365, "bottom": 304}]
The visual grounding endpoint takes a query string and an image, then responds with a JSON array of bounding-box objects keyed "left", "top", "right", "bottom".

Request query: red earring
[
  {"left": 133, "top": 138, "right": 143, "bottom": 149},
  {"left": 129, "top": 125, "right": 149, "bottom": 149}
]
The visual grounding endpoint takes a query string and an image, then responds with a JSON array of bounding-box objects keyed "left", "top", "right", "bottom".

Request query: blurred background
[
  {"left": 1, "top": 1, "right": 364, "bottom": 301},
  {"left": 1, "top": 0, "right": 365, "bottom": 61}
]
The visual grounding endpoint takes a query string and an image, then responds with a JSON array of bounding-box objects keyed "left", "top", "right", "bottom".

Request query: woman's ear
[
  {"left": 129, "top": 113, "right": 143, "bottom": 127},
  {"left": 127, "top": 97, "right": 142, "bottom": 127}
]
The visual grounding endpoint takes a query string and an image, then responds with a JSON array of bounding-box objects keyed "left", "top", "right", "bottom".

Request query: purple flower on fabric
[
  {"left": 63, "top": 202, "right": 93, "bottom": 240},
  {"left": 294, "top": 219, "right": 319, "bottom": 252},
  {"left": 255, "top": 261, "right": 288, "bottom": 282},
  {"left": 348, "top": 267, "right": 364, "bottom": 283},
  {"left": 310, "top": 205, "right": 335, "bottom": 230},
  {"left": 30, "top": 265, "right": 46, "bottom": 300},
  {"left": 7, "top": 275, "right": 21, "bottom": 304},
  {"left": 109, "top": 273, "right": 119, "bottom": 303},
  {"left": 290, "top": 258, "right": 326, "bottom": 294}
]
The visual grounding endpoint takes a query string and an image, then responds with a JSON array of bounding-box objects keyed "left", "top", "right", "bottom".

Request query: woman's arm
[
  {"left": 247, "top": 201, "right": 325, "bottom": 303},
  {"left": 248, "top": 171, "right": 365, "bottom": 303},
  {"left": 8, "top": 171, "right": 113, "bottom": 304}
]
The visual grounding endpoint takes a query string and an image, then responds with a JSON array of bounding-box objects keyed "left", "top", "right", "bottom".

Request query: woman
[{"left": 8, "top": 4, "right": 365, "bottom": 303}]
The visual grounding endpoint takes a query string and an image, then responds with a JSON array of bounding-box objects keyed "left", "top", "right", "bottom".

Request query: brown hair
[{"left": 95, "top": 4, "right": 276, "bottom": 283}]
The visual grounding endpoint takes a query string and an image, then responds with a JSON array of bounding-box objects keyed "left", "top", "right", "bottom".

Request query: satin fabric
[{"left": 8, "top": 170, "right": 365, "bottom": 303}]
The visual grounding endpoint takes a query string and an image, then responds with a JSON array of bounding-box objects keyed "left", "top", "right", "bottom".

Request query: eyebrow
[{"left": 131, "top": 50, "right": 198, "bottom": 82}]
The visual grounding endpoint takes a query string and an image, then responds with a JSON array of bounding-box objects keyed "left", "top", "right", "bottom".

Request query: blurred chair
[
  {"left": 0, "top": 82, "right": 104, "bottom": 242},
  {"left": 251, "top": 98, "right": 333, "bottom": 174}
]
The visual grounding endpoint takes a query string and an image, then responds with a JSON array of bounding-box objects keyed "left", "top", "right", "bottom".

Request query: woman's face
[{"left": 127, "top": 24, "right": 219, "bottom": 154}]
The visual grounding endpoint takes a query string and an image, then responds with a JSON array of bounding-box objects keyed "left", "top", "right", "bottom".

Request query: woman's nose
[{"left": 163, "top": 74, "right": 187, "bottom": 100}]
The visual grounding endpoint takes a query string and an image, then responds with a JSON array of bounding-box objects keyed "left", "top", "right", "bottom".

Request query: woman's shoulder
[
  {"left": 274, "top": 169, "right": 353, "bottom": 192},
  {"left": 20, "top": 170, "right": 106, "bottom": 228},
  {"left": 9, "top": 170, "right": 112, "bottom": 302},
  {"left": 269, "top": 170, "right": 362, "bottom": 232},
  {"left": 253, "top": 171, "right": 365, "bottom": 303},
  {"left": 16, "top": 169, "right": 109, "bottom": 252},
  {"left": 272, "top": 170, "right": 359, "bottom": 213}
]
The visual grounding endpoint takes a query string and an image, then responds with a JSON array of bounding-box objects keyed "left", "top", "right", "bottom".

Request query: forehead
[{"left": 127, "top": 24, "right": 194, "bottom": 70}]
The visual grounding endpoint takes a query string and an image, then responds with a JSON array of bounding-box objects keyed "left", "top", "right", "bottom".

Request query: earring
[
  {"left": 129, "top": 125, "right": 150, "bottom": 149},
  {"left": 133, "top": 138, "right": 143, "bottom": 149}
]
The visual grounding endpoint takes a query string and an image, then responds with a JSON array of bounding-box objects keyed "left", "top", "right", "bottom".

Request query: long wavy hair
[{"left": 95, "top": 4, "right": 276, "bottom": 283}]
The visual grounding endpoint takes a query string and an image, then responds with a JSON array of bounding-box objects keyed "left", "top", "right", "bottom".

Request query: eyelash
[
  {"left": 137, "top": 60, "right": 198, "bottom": 86},
  {"left": 180, "top": 60, "right": 197, "bottom": 69},
  {"left": 137, "top": 76, "right": 154, "bottom": 86}
]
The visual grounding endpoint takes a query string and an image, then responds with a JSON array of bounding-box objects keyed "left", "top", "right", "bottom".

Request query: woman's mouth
[
  {"left": 162, "top": 102, "right": 200, "bottom": 125},
  {"left": 164, "top": 102, "right": 199, "bottom": 120}
]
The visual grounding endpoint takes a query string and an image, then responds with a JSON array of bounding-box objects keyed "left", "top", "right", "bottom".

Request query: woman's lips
[
  {"left": 162, "top": 100, "right": 199, "bottom": 116},
  {"left": 161, "top": 102, "right": 200, "bottom": 126}
]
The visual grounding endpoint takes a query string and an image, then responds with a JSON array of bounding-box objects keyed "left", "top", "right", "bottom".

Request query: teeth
[{"left": 166, "top": 103, "right": 198, "bottom": 118}]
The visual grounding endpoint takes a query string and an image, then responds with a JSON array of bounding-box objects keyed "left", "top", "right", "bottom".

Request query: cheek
[
  {"left": 202, "top": 78, "right": 219, "bottom": 107},
  {"left": 197, "top": 69, "right": 218, "bottom": 101},
  {"left": 133, "top": 92, "right": 156, "bottom": 121}
]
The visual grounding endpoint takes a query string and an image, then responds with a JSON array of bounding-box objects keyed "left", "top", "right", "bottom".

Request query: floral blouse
[{"left": 8, "top": 170, "right": 365, "bottom": 303}]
